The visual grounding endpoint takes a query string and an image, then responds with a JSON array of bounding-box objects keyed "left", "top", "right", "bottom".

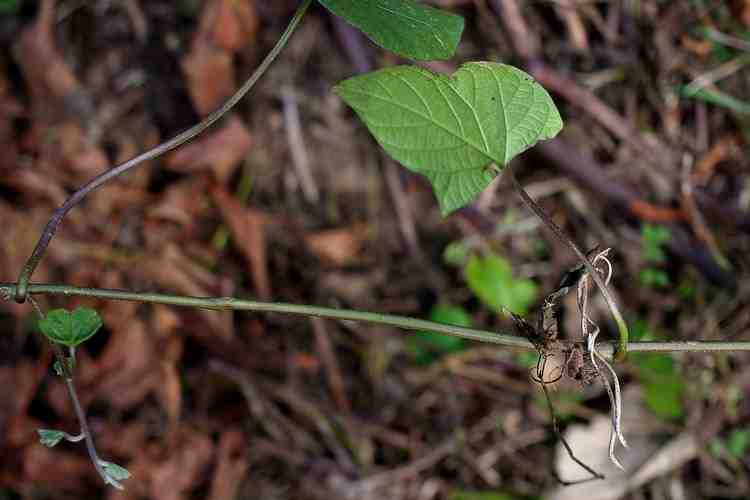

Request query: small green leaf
[
  {"left": 633, "top": 354, "right": 684, "bottom": 420},
  {"left": 641, "top": 224, "right": 670, "bottom": 262},
  {"left": 639, "top": 268, "right": 670, "bottom": 288},
  {"left": 465, "top": 254, "right": 537, "bottom": 315},
  {"left": 642, "top": 379, "right": 683, "bottom": 419},
  {"left": 335, "top": 62, "right": 563, "bottom": 214},
  {"left": 443, "top": 241, "right": 470, "bottom": 267},
  {"left": 0, "top": 0, "right": 19, "bottom": 13},
  {"left": 317, "top": 0, "right": 464, "bottom": 60},
  {"left": 408, "top": 304, "right": 471, "bottom": 363},
  {"left": 37, "top": 429, "right": 66, "bottom": 448},
  {"left": 38, "top": 308, "right": 103, "bottom": 348},
  {"left": 727, "top": 429, "right": 750, "bottom": 458},
  {"left": 98, "top": 460, "right": 131, "bottom": 490}
]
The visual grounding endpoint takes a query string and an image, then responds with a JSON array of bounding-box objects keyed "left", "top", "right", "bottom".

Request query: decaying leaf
[
  {"left": 211, "top": 185, "right": 271, "bottom": 300},
  {"left": 304, "top": 223, "right": 369, "bottom": 266}
]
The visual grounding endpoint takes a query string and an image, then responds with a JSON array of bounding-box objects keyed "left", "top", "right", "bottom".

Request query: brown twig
[{"left": 310, "top": 318, "right": 351, "bottom": 413}]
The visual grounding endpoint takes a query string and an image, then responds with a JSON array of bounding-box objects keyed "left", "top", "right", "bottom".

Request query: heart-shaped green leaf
[
  {"left": 465, "top": 254, "right": 537, "bottom": 316},
  {"left": 318, "top": 0, "right": 464, "bottom": 60},
  {"left": 38, "top": 307, "right": 103, "bottom": 347},
  {"left": 335, "top": 62, "right": 563, "bottom": 214}
]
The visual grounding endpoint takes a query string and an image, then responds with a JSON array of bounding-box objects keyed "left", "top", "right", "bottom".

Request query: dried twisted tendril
[{"left": 578, "top": 249, "right": 628, "bottom": 469}]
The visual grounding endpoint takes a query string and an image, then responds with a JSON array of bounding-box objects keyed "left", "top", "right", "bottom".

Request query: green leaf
[
  {"left": 465, "top": 254, "right": 537, "bottom": 315},
  {"left": 38, "top": 308, "right": 103, "bottom": 348},
  {"left": 0, "top": 0, "right": 19, "bottom": 13},
  {"left": 727, "top": 429, "right": 750, "bottom": 458},
  {"left": 642, "top": 379, "right": 683, "bottom": 419},
  {"left": 443, "top": 240, "right": 470, "bottom": 267},
  {"left": 317, "top": 0, "right": 464, "bottom": 60},
  {"left": 408, "top": 304, "right": 471, "bottom": 363},
  {"left": 633, "top": 354, "right": 684, "bottom": 420},
  {"left": 37, "top": 429, "right": 66, "bottom": 448},
  {"left": 639, "top": 268, "right": 670, "bottom": 288},
  {"left": 335, "top": 62, "right": 563, "bottom": 214},
  {"left": 98, "top": 460, "right": 131, "bottom": 490},
  {"left": 641, "top": 224, "right": 670, "bottom": 262}
]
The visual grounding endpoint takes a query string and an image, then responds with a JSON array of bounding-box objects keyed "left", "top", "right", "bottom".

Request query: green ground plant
[
  {"left": 639, "top": 224, "right": 672, "bottom": 288},
  {"left": 1, "top": 0, "right": 748, "bottom": 489}
]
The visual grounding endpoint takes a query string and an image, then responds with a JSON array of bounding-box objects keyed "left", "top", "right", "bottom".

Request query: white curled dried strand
[
  {"left": 586, "top": 324, "right": 627, "bottom": 469},
  {"left": 595, "top": 349, "right": 628, "bottom": 448},
  {"left": 578, "top": 249, "right": 627, "bottom": 469},
  {"left": 590, "top": 251, "right": 626, "bottom": 448}
]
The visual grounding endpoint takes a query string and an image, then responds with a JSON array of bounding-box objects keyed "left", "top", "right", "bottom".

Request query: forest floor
[{"left": 1, "top": 1, "right": 749, "bottom": 499}]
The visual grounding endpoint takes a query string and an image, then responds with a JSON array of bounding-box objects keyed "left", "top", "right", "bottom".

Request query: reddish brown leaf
[
  {"left": 164, "top": 117, "right": 252, "bottom": 184},
  {"left": 199, "top": 0, "right": 259, "bottom": 52},
  {"left": 148, "top": 428, "right": 214, "bottom": 500},
  {"left": 13, "top": 0, "right": 84, "bottom": 125},
  {"left": 304, "top": 223, "right": 369, "bottom": 267},
  {"left": 182, "top": 44, "right": 235, "bottom": 117},
  {"left": 183, "top": 0, "right": 258, "bottom": 115},
  {"left": 208, "top": 430, "right": 249, "bottom": 500},
  {"left": 210, "top": 185, "right": 272, "bottom": 300}
]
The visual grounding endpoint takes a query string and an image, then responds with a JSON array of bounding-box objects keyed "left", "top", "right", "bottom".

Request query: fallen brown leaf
[
  {"left": 304, "top": 223, "right": 369, "bottom": 267},
  {"left": 208, "top": 430, "right": 249, "bottom": 500},
  {"left": 13, "top": 0, "right": 87, "bottom": 125},
  {"left": 183, "top": 0, "right": 259, "bottom": 116},
  {"left": 147, "top": 428, "right": 214, "bottom": 500},
  {"left": 199, "top": 0, "right": 259, "bottom": 52},
  {"left": 164, "top": 116, "right": 252, "bottom": 184},
  {"left": 182, "top": 43, "right": 235, "bottom": 117},
  {"left": 210, "top": 185, "right": 271, "bottom": 300}
]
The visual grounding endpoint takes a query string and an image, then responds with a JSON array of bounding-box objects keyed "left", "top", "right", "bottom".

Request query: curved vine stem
[
  {"left": 504, "top": 163, "right": 631, "bottom": 360},
  {"left": 4, "top": 282, "right": 749, "bottom": 356},
  {"left": 13, "top": 0, "right": 314, "bottom": 304}
]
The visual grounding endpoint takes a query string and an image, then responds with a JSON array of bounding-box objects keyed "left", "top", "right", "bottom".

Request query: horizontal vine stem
[{"left": 2, "top": 282, "right": 749, "bottom": 356}]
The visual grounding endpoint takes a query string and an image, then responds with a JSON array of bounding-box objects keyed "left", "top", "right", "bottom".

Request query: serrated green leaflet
[
  {"left": 317, "top": 0, "right": 463, "bottom": 60},
  {"left": 38, "top": 307, "right": 103, "bottom": 347},
  {"left": 37, "top": 429, "right": 66, "bottom": 448},
  {"left": 98, "top": 459, "right": 131, "bottom": 490},
  {"left": 99, "top": 460, "right": 131, "bottom": 481},
  {"left": 335, "top": 62, "right": 563, "bottom": 214}
]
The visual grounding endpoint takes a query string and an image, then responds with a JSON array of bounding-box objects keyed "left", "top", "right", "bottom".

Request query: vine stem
[
  {"left": 5, "top": 282, "right": 749, "bottom": 356},
  {"left": 504, "top": 164, "right": 631, "bottom": 360},
  {"left": 13, "top": 0, "right": 314, "bottom": 304}
]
